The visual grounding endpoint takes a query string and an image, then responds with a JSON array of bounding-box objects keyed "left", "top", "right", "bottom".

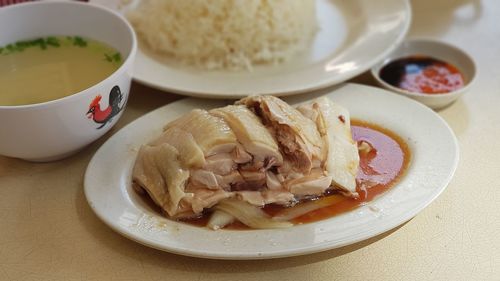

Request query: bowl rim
[
  {"left": 0, "top": 0, "right": 137, "bottom": 110},
  {"left": 370, "top": 37, "right": 477, "bottom": 99}
]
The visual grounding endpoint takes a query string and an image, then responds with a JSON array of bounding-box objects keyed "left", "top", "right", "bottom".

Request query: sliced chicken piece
[
  {"left": 231, "top": 180, "right": 266, "bottom": 192},
  {"left": 149, "top": 127, "right": 205, "bottom": 168},
  {"left": 288, "top": 175, "right": 333, "bottom": 196},
  {"left": 132, "top": 143, "right": 191, "bottom": 217},
  {"left": 174, "top": 199, "right": 198, "bottom": 219},
  {"left": 164, "top": 109, "right": 238, "bottom": 156},
  {"left": 204, "top": 153, "right": 237, "bottom": 175},
  {"left": 297, "top": 97, "right": 359, "bottom": 196},
  {"left": 236, "top": 190, "right": 295, "bottom": 206},
  {"left": 237, "top": 95, "right": 323, "bottom": 174},
  {"left": 186, "top": 188, "right": 233, "bottom": 214},
  {"left": 190, "top": 169, "right": 219, "bottom": 189},
  {"left": 215, "top": 171, "right": 245, "bottom": 190},
  {"left": 240, "top": 170, "right": 266, "bottom": 182},
  {"left": 211, "top": 105, "right": 283, "bottom": 165},
  {"left": 236, "top": 191, "right": 265, "bottom": 206},
  {"left": 229, "top": 170, "right": 266, "bottom": 192},
  {"left": 232, "top": 144, "right": 253, "bottom": 164},
  {"left": 132, "top": 147, "right": 166, "bottom": 208},
  {"left": 262, "top": 190, "right": 296, "bottom": 205},
  {"left": 265, "top": 171, "right": 282, "bottom": 190}
]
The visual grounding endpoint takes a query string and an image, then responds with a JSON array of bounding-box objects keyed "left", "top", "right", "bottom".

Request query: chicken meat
[
  {"left": 297, "top": 97, "right": 360, "bottom": 197},
  {"left": 132, "top": 95, "right": 360, "bottom": 223}
]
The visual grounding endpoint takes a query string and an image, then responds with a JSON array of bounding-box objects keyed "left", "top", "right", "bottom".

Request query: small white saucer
[{"left": 371, "top": 38, "right": 476, "bottom": 110}]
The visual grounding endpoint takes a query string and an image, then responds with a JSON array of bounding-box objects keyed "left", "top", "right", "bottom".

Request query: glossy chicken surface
[{"left": 132, "top": 96, "right": 360, "bottom": 227}]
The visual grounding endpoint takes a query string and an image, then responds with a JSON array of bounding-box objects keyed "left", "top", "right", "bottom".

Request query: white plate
[
  {"left": 84, "top": 83, "right": 459, "bottom": 259},
  {"left": 89, "top": 0, "right": 411, "bottom": 98}
]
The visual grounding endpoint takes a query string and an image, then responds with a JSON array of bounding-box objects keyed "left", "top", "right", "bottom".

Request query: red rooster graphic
[{"left": 87, "top": 86, "right": 124, "bottom": 129}]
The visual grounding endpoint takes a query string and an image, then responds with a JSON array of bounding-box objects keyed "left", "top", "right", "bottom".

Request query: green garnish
[
  {"left": 112, "top": 52, "right": 122, "bottom": 62},
  {"left": 31, "top": 38, "right": 46, "bottom": 50},
  {"left": 104, "top": 53, "right": 113, "bottom": 62},
  {"left": 73, "top": 36, "right": 87, "bottom": 47},
  {"left": 3, "top": 39, "right": 49, "bottom": 53},
  {"left": 6, "top": 44, "right": 14, "bottom": 52},
  {"left": 15, "top": 41, "right": 28, "bottom": 51},
  {"left": 0, "top": 36, "right": 121, "bottom": 66},
  {"left": 104, "top": 52, "right": 122, "bottom": 64},
  {"left": 0, "top": 36, "right": 84, "bottom": 55},
  {"left": 46, "top": 37, "right": 60, "bottom": 47}
]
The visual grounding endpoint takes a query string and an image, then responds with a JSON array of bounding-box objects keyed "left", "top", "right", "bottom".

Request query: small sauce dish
[{"left": 371, "top": 38, "right": 476, "bottom": 109}]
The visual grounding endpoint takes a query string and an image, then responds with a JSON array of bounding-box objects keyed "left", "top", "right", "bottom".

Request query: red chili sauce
[
  {"left": 379, "top": 56, "right": 465, "bottom": 94},
  {"left": 179, "top": 121, "right": 410, "bottom": 228}
]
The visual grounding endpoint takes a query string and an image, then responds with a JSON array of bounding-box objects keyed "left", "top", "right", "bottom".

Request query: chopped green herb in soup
[{"left": 0, "top": 36, "right": 122, "bottom": 106}]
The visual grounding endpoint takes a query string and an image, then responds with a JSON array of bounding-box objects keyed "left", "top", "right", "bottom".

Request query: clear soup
[{"left": 0, "top": 36, "right": 122, "bottom": 106}]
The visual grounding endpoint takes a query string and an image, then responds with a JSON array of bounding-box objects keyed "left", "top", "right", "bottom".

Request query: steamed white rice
[{"left": 127, "top": 0, "right": 317, "bottom": 70}]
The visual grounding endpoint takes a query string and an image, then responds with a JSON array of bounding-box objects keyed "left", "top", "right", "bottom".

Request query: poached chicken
[{"left": 132, "top": 96, "right": 359, "bottom": 228}]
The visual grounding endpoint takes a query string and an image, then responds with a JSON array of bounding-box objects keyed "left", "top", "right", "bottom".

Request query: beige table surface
[{"left": 1, "top": 0, "right": 499, "bottom": 280}]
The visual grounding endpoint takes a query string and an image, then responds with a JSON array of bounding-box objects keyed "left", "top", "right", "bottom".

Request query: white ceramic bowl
[
  {"left": 371, "top": 38, "right": 476, "bottom": 109},
  {"left": 0, "top": 1, "right": 137, "bottom": 161}
]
